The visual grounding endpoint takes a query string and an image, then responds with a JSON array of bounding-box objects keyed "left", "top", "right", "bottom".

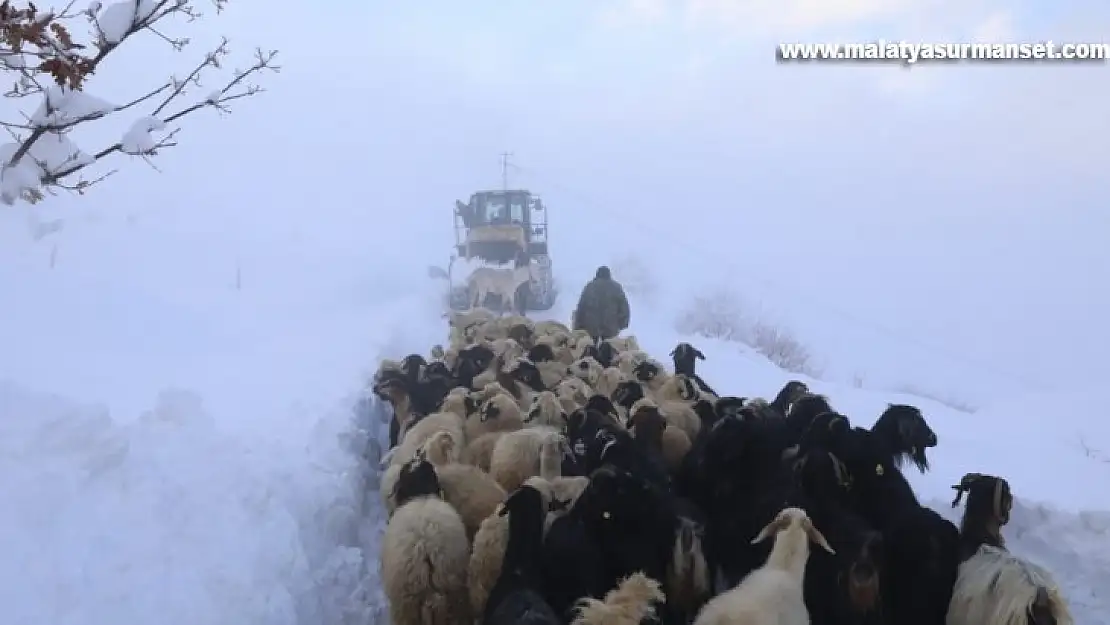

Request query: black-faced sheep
[
  {"left": 526, "top": 390, "right": 567, "bottom": 429},
  {"left": 571, "top": 572, "right": 666, "bottom": 625},
  {"left": 615, "top": 381, "right": 701, "bottom": 442},
  {"left": 569, "top": 355, "right": 604, "bottom": 388},
  {"left": 483, "top": 484, "right": 562, "bottom": 625},
  {"left": 693, "top": 507, "right": 834, "bottom": 625},
  {"left": 380, "top": 458, "right": 471, "bottom": 625},
  {"left": 465, "top": 390, "right": 524, "bottom": 442}
]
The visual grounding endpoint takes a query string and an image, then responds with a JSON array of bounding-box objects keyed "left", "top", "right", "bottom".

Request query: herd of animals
[{"left": 370, "top": 308, "right": 1073, "bottom": 625}]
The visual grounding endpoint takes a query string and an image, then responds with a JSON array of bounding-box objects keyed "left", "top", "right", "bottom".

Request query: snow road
[{"left": 0, "top": 258, "right": 1107, "bottom": 624}]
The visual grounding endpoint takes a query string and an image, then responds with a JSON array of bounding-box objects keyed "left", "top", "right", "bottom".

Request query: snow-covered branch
[{"left": 0, "top": 0, "right": 278, "bottom": 204}]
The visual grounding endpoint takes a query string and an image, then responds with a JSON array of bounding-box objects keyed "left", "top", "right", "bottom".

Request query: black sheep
[
  {"left": 950, "top": 472, "right": 1013, "bottom": 562},
  {"left": 484, "top": 485, "right": 561, "bottom": 625}
]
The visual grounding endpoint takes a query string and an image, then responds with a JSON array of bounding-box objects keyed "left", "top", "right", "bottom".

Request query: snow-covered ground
[{"left": 0, "top": 225, "right": 1107, "bottom": 624}]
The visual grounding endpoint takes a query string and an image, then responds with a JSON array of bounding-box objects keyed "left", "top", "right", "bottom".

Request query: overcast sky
[{"left": 4, "top": 0, "right": 1108, "bottom": 403}]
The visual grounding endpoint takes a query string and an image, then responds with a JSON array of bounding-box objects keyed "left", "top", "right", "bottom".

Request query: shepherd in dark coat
[{"left": 572, "top": 266, "right": 630, "bottom": 340}]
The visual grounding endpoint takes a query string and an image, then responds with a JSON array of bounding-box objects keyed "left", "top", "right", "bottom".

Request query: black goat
[
  {"left": 484, "top": 485, "right": 561, "bottom": 625},
  {"left": 832, "top": 426, "right": 959, "bottom": 625},
  {"left": 769, "top": 379, "right": 809, "bottom": 417},
  {"left": 951, "top": 472, "right": 1013, "bottom": 562},
  {"left": 670, "top": 342, "right": 718, "bottom": 397},
  {"left": 794, "top": 447, "right": 886, "bottom": 625},
  {"left": 870, "top": 404, "right": 938, "bottom": 472}
]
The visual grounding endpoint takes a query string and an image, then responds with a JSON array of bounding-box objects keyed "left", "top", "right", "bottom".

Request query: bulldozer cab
[{"left": 454, "top": 190, "right": 549, "bottom": 264}]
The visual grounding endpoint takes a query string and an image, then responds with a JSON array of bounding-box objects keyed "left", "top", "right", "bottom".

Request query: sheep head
[
  {"left": 569, "top": 356, "right": 603, "bottom": 387},
  {"left": 714, "top": 396, "right": 746, "bottom": 421},
  {"left": 400, "top": 354, "right": 427, "bottom": 380},
  {"left": 507, "top": 322, "right": 534, "bottom": 347},
  {"left": 479, "top": 391, "right": 518, "bottom": 422},
  {"left": 416, "top": 429, "right": 459, "bottom": 466},
  {"left": 527, "top": 391, "right": 565, "bottom": 427},
  {"left": 507, "top": 357, "right": 547, "bottom": 392},
  {"left": 632, "top": 359, "right": 664, "bottom": 383},
  {"left": 584, "top": 394, "right": 622, "bottom": 426},
  {"left": 392, "top": 457, "right": 443, "bottom": 507},
  {"left": 751, "top": 507, "right": 835, "bottom": 554},
  {"left": 611, "top": 380, "right": 646, "bottom": 410},
  {"left": 628, "top": 401, "right": 667, "bottom": 447},
  {"left": 526, "top": 343, "right": 556, "bottom": 363}
]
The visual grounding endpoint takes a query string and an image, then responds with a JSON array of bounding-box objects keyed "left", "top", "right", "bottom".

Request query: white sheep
[
  {"left": 489, "top": 426, "right": 564, "bottom": 493},
  {"left": 380, "top": 460, "right": 471, "bottom": 625},
  {"left": 947, "top": 545, "right": 1073, "bottom": 625},
  {"left": 692, "top": 507, "right": 834, "bottom": 625},
  {"left": 571, "top": 572, "right": 665, "bottom": 625},
  {"left": 525, "top": 390, "right": 566, "bottom": 429}
]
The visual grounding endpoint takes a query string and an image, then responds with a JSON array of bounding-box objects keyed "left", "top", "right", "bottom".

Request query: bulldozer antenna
[{"left": 499, "top": 151, "right": 514, "bottom": 190}]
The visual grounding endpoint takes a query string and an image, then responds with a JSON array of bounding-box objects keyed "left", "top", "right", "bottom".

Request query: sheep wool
[
  {"left": 693, "top": 507, "right": 833, "bottom": 625},
  {"left": 947, "top": 545, "right": 1073, "bottom": 625},
  {"left": 381, "top": 496, "right": 471, "bottom": 625},
  {"left": 571, "top": 572, "right": 665, "bottom": 625},
  {"left": 489, "top": 426, "right": 561, "bottom": 493}
]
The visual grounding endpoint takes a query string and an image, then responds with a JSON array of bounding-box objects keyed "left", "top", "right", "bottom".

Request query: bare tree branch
[{"left": 0, "top": 0, "right": 278, "bottom": 205}]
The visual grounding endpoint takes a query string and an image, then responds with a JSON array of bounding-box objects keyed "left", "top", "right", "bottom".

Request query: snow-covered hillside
[{"left": 0, "top": 230, "right": 1107, "bottom": 625}]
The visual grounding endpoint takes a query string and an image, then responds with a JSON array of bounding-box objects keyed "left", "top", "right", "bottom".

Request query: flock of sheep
[{"left": 370, "top": 307, "right": 1072, "bottom": 625}]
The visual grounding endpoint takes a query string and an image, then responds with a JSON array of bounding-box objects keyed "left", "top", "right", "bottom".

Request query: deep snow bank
[{"left": 0, "top": 241, "right": 447, "bottom": 625}]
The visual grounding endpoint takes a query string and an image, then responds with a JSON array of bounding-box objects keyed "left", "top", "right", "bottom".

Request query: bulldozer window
[
  {"left": 510, "top": 198, "right": 525, "bottom": 224},
  {"left": 485, "top": 197, "right": 507, "bottom": 223}
]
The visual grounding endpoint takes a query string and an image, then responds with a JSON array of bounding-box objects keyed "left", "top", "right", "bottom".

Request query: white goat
[
  {"left": 692, "top": 507, "right": 834, "bottom": 625},
  {"left": 468, "top": 263, "right": 534, "bottom": 314}
]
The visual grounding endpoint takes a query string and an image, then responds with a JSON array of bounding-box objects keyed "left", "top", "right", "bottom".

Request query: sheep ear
[
  {"left": 695, "top": 349, "right": 705, "bottom": 360},
  {"left": 669, "top": 347, "right": 677, "bottom": 356},
  {"left": 750, "top": 517, "right": 786, "bottom": 544},
  {"left": 803, "top": 517, "right": 836, "bottom": 554}
]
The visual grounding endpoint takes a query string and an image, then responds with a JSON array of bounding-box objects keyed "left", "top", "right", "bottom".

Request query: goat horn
[{"left": 829, "top": 452, "right": 850, "bottom": 488}]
